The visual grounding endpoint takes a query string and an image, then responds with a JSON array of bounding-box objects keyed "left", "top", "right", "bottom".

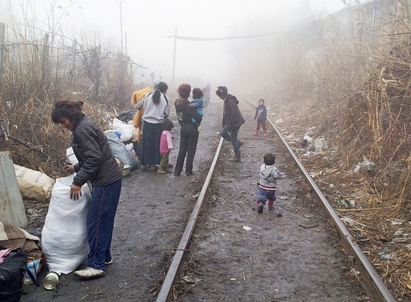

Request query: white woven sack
[{"left": 41, "top": 175, "right": 90, "bottom": 274}]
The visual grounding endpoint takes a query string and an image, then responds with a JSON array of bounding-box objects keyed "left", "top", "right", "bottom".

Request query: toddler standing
[
  {"left": 254, "top": 99, "right": 267, "bottom": 137},
  {"left": 256, "top": 153, "right": 286, "bottom": 213},
  {"left": 158, "top": 118, "right": 174, "bottom": 174}
]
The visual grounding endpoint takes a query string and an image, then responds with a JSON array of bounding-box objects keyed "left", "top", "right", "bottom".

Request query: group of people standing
[
  {"left": 134, "top": 82, "right": 204, "bottom": 176},
  {"left": 136, "top": 82, "right": 248, "bottom": 174}
]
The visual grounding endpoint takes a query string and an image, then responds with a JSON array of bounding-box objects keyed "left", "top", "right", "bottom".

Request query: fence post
[
  {"left": 0, "top": 23, "right": 5, "bottom": 89},
  {"left": 70, "top": 39, "right": 77, "bottom": 88},
  {"left": 88, "top": 44, "right": 101, "bottom": 101},
  {"left": 0, "top": 151, "right": 28, "bottom": 227}
]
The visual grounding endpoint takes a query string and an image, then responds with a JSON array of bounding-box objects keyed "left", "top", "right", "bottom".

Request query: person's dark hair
[
  {"left": 51, "top": 99, "right": 85, "bottom": 127},
  {"left": 259, "top": 99, "right": 265, "bottom": 104},
  {"left": 161, "top": 118, "right": 174, "bottom": 131},
  {"left": 216, "top": 86, "right": 228, "bottom": 97},
  {"left": 178, "top": 83, "right": 191, "bottom": 99},
  {"left": 192, "top": 88, "right": 203, "bottom": 99},
  {"left": 263, "top": 153, "right": 276, "bottom": 165},
  {"left": 152, "top": 81, "right": 168, "bottom": 105}
]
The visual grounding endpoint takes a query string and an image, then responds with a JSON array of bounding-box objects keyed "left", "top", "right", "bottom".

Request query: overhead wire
[{"left": 167, "top": 31, "right": 285, "bottom": 41}]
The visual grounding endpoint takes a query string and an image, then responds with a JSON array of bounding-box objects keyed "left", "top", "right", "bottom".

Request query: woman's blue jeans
[{"left": 87, "top": 178, "right": 122, "bottom": 270}]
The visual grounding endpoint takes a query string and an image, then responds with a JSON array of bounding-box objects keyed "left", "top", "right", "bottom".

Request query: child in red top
[{"left": 158, "top": 118, "right": 174, "bottom": 174}]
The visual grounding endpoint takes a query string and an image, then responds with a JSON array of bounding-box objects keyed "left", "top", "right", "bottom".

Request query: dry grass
[{"left": 263, "top": 4, "right": 411, "bottom": 299}]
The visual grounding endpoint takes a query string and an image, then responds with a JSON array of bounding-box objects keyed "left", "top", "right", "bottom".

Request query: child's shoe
[
  {"left": 257, "top": 202, "right": 264, "bottom": 214},
  {"left": 268, "top": 200, "right": 275, "bottom": 210},
  {"left": 157, "top": 169, "right": 166, "bottom": 174},
  {"left": 253, "top": 130, "right": 258, "bottom": 136},
  {"left": 263, "top": 131, "right": 268, "bottom": 137}
]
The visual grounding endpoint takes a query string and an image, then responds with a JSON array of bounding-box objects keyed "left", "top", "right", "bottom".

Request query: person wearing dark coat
[
  {"left": 216, "top": 86, "right": 245, "bottom": 162},
  {"left": 51, "top": 99, "right": 122, "bottom": 280},
  {"left": 174, "top": 83, "right": 203, "bottom": 176}
]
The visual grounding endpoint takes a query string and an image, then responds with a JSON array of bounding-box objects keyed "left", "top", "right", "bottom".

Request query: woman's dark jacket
[
  {"left": 175, "top": 98, "right": 202, "bottom": 128},
  {"left": 72, "top": 116, "right": 122, "bottom": 187},
  {"left": 223, "top": 94, "right": 245, "bottom": 130}
]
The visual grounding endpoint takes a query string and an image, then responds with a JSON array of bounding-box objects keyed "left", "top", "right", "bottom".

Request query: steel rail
[
  {"left": 241, "top": 96, "right": 395, "bottom": 302},
  {"left": 156, "top": 137, "right": 224, "bottom": 302}
]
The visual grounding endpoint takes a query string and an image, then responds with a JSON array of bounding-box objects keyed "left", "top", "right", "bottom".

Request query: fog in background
[{"left": 0, "top": 0, "right": 347, "bottom": 90}]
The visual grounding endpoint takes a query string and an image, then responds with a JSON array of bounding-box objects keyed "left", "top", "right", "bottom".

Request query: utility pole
[
  {"left": 118, "top": 0, "right": 125, "bottom": 53},
  {"left": 172, "top": 27, "right": 177, "bottom": 86}
]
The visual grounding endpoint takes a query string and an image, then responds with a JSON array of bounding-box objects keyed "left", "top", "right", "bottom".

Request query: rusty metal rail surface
[
  {"left": 156, "top": 137, "right": 224, "bottom": 302},
  {"left": 156, "top": 96, "right": 396, "bottom": 302}
]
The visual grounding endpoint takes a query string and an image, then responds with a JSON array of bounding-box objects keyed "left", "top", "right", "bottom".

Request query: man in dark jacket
[{"left": 216, "top": 86, "right": 245, "bottom": 162}]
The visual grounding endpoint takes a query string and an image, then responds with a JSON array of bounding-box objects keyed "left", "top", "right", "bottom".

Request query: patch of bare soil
[{"left": 20, "top": 98, "right": 219, "bottom": 301}]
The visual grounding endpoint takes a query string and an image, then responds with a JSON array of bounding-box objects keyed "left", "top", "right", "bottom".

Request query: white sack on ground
[
  {"left": 41, "top": 175, "right": 90, "bottom": 274},
  {"left": 112, "top": 118, "right": 133, "bottom": 142},
  {"left": 13, "top": 164, "right": 55, "bottom": 202},
  {"left": 105, "top": 131, "right": 139, "bottom": 171}
]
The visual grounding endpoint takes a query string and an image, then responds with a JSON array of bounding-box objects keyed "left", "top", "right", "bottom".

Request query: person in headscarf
[{"left": 135, "top": 81, "right": 170, "bottom": 172}]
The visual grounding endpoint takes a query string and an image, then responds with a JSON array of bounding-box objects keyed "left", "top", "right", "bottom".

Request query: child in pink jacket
[{"left": 158, "top": 118, "right": 174, "bottom": 174}]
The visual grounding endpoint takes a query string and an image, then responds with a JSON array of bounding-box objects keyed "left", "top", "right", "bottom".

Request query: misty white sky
[{"left": 0, "top": 0, "right": 348, "bottom": 87}]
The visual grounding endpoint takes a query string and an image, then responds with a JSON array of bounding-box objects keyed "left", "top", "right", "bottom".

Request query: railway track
[
  {"left": 156, "top": 96, "right": 396, "bottom": 302},
  {"left": 20, "top": 95, "right": 396, "bottom": 302}
]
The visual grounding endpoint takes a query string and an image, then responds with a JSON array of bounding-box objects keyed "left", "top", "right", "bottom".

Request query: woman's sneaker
[{"left": 105, "top": 259, "right": 113, "bottom": 265}]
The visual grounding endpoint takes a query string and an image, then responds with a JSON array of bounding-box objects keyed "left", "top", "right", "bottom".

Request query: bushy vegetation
[
  {"left": 274, "top": 1, "right": 411, "bottom": 207},
  {"left": 0, "top": 10, "right": 142, "bottom": 177}
]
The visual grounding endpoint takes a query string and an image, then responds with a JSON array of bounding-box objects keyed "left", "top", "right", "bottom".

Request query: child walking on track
[
  {"left": 256, "top": 153, "right": 286, "bottom": 213},
  {"left": 158, "top": 118, "right": 174, "bottom": 174},
  {"left": 254, "top": 99, "right": 267, "bottom": 137}
]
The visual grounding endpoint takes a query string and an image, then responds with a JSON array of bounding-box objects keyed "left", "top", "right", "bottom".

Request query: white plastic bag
[
  {"left": 41, "top": 175, "right": 90, "bottom": 274},
  {"left": 112, "top": 118, "right": 134, "bottom": 142},
  {"left": 105, "top": 132, "right": 139, "bottom": 170}
]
